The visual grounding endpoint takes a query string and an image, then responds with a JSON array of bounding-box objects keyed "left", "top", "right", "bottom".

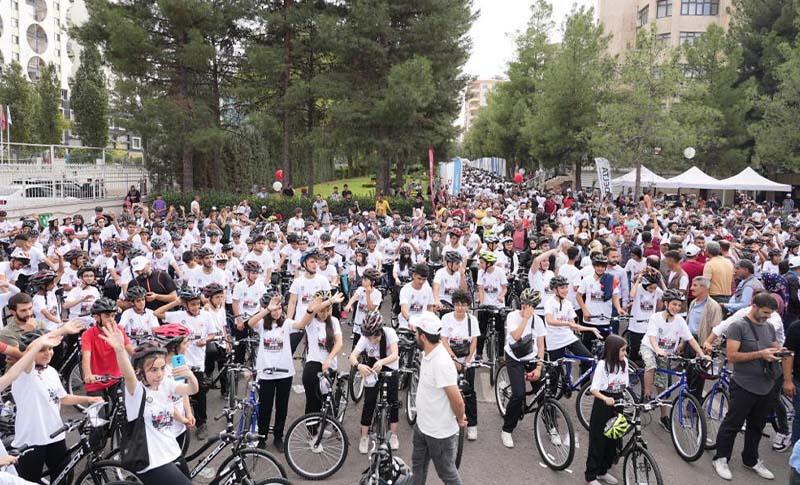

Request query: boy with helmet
[
  {"left": 29, "top": 269, "right": 63, "bottom": 331},
  {"left": 432, "top": 251, "right": 468, "bottom": 310},
  {"left": 640, "top": 289, "right": 708, "bottom": 431},
  {"left": 348, "top": 310, "right": 400, "bottom": 454},
  {"left": 476, "top": 251, "right": 507, "bottom": 358},
  {"left": 399, "top": 264, "right": 434, "bottom": 330},
  {"left": 287, "top": 250, "right": 332, "bottom": 353},
  {"left": 343, "top": 268, "right": 383, "bottom": 347},
  {"left": 81, "top": 297, "right": 134, "bottom": 399},
  {"left": 188, "top": 247, "right": 228, "bottom": 292},
  {"left": 627, "top": 271, "right": 664, "bottom": 363},
  {"left": 543, "top": 276, "right": 600, "bottom": 371},
  {"left": 120, "top": 286, "right": 160, "bottom": 342},
  {"left": 577, "top": 254, "right": 626, "bottom": 348},
  {"left": 244, "top": 234, "right": 275, "bottom": 284},
  {"left": 63, "top": 265, "right": 101, "bottom": 325}
]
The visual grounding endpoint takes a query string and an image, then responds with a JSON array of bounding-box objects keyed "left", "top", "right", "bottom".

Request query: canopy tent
[
  {"left": 658, "top": 166, "right": 723, "bottom": 190},
  {"left": 610, "top": 166, "right": 667, "bottom": 187},
  {"left": 716, "top": 167, "right": 791, "bottom": 192}
]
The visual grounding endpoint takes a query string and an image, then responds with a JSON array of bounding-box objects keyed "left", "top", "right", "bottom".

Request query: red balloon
[
  {"left": 275, "top": 169, "right": 284, "bottom": 181},
  {"left": 513, "top": 173, "right": 523, "bottom": 184}
]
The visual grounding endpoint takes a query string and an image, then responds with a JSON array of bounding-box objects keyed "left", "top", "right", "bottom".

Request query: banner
[
  {"left": 428, "top": 147, "right": 435, "bottom": 213},
  {"left": 594, "top": 157, "right": 612, "bottom": 198},
  {"left": 452, "top": 157, "right": 463, "bottom": 194}
]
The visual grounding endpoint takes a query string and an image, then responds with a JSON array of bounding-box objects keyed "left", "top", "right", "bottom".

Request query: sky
[{"left": 464, "top": 0, "right": 595, "bottom": 79}]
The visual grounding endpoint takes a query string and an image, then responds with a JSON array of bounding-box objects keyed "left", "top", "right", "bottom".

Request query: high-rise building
[
  {"left": 598, "top": 0, "right": 733, "bottom": 56},
  {"left": 462, "top": 77, "right": 505, "bottom": 134}
]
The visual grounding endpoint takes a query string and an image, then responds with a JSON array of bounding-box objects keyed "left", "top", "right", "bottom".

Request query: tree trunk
[
  {"left": 376, "top": 153, "right": 391, "bottom": 195},
  {"left": 394, "top": 155, "right": 405, "bottom": 189},
  {"left": 281, "top": 0, "right": 294, "bottom": 187},
  {"left": 634, "top": 159, "right": 642, "bottom": 202},
  {"left": 181, "top": 144, "right": 193, "bottom": 192},
  {"left": 210, "top": 47, "right": 223, "bottom": 190},
  {"left": 573, "top": 160, "right": 581, "bottom": 192}
]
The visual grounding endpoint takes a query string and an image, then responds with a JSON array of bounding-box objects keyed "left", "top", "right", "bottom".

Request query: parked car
[
  {"left": 0, "top": 185, "right": 79, "bottom": 210},
  {"left": 11, "top": 179, "right": 87, "bottom": 198}
]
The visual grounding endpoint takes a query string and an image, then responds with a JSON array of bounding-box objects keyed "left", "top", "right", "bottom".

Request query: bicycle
[
  {"left": 283, "top": 370, "right": 350, "bottom": 480},
  {"left": 474, "top": 304, "right": 511, "bottom": 387},
  {"left": 183, "top": 403, "right": 287, "bottom": 484},
  {"left": 18, "top": 401, "right": 141, "bottom": 485},
  {"left": 611, "top": 398, "right": 672, "bottom": 485},
  {"left": 396, "top": 328, "right": 420, "bottom": 425},
  {"left": 348, "top": 352, "right": 367, "bottom": 404},
  {"left": 454, "top": 360, "right": 490, "bottom": 468},
  {"left": 494, "top": 358, "right": 576, "bottom": 471},
  {"left": 361, "top": 370, "right": 401, "bottom": 484}
]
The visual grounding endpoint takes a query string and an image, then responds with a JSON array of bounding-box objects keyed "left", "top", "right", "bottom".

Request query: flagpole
[
  {"left": 0, "top": 105, "right": 4, "bottom": 164},
  {"left": 5, "top": 106, "right": 9, "bottom": 164}
]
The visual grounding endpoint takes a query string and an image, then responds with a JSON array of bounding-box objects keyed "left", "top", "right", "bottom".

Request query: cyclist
[
  {"left": 100, "top": 322, "right": 198, "bottom": 484},
  {"left": 441, "top": 289, "right": 480, "bottom": 440},
  {"left": 241, "top": 290, "right": 295, "bottom": 451},
  {"left": 154, "top": 323, "right": 195, "bottom": 455},
  {"left": 392, "top": 246, "right": 415, "bottom": 315},
  {"left": 63, "top": 264, "right": 101, "bottom": 325},
  {"left": 640, "top": 288, "right": 708, "bottom": 431},
  {"left": 399, "top": 264, "right": 434, "bottom": 331},
  {"left": 29, "top": 269, "right": 63, "bottom": 331},
  {"left": 577, "top": 254, "right": 626, "bottom": 349},
  {"left": 626, "top": 272, "right": 663, "bottom": 363},
  {"left": 543, "top": 276, "right": 599, "bottom": 372},
  {"left": 287, "top": 250, "right": 332, "bottom": 353},
  {"left": 233, "top": 260, "right": 267, "bottom": 325},
  {"left": 12, "top": 329, "right": 102, "bottom": 483},
  {"left": 432, "top": 251, "right": 468, "bottom": 313},
  {"left": 349, "top": 310, "right": 400, "bottom": 454},
  {"left": 202, "top": 283, "right": 230, "bottom": 394},
  {"left": 476, "top": 251, "right": 506, "bottom": 359},
  {"left": 119, "top": 286, "right": 159, "bottom": 342},
  {"left": 82, "top": 297, "right": 135, "bottom": 396},
  {"left": 343, "top": 268, "right": 382, "bottom": 347},
  {"left": 528, "top": 248, "right": 558, "bottom": 317},
  {"left": 585, "top": 334, "right": 628, "bottom": 485},
  {"left": 501, "top": 288, "right": 546, "bottom": 449}
]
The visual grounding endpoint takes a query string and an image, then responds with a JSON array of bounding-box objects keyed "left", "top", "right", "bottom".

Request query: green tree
[
  {"left": 35, "top": 64, "right": 66, "bottom": 145},
  {"left": 69, "top": 45, "right": 109, "bottom": 148},
  {"left": 0, "top": 62, "right": 38, "bottom": 144}
]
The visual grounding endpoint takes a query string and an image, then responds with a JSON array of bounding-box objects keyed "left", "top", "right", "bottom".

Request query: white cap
[
  {"left": 410, "top": 311, "right": 442, "bottom": 335},
  {"left": 597, "top": 228, "right": 611, "bottom": 236},
  {"left": 10, "top": 249, "right": 29, "bottom": 260},
  {"left": 790, "top": 256, "right": 800, "bottom": 269},
  {"left": 131, "top": 256, "right": 149, "bottom": 272},
  {"left": 684, "top": 244, "right": 700, "bottom": 257}
]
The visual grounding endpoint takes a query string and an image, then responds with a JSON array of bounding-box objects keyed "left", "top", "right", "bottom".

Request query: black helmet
[
  {"left": 362, "top": 268, "right": 381, "bottom": 283},
  {"left": 260, "top": 286, "right": 282, "bottom": 308},
  {"left": 77, "top": 264, "right": 96, "bottom": 277},
  {"left": 549, "top": 275, "right": 569, "bottom": 290},
  {"left": 132, "top": 343, "right": 167, "bottom": 372},
  {"left": 29, "top": 270, "right": 57, "bottom": 288},
  {"left": 150, "top": 239, "right": 165, "bottom": 250},
  {"left": 125, "top": 286, "right": 147, "bottom": 301},
  {"left": 445, "top": 251, "right": 463, "bottom": 264},
  {"left": 91, "top": 297, "right": 118, "bottom": 314},
  {"left": 116, "top": 240, "right": 132, "bottom": 251},
  {"left": 202, "top": 283, "right": 225, "bottom": 298},
  {"left": 63, "top": 249, "right": 83, "bottom": 262},
  {"left": 243, "top": 260, "right": 262, "bottom": 274},
  {"left": 178, "top": 286, "right": 202, "bottom": 301},
  {"left": 18, "top": 329, "right": 48, "bottom": 352},
  {"left": 399, "top": 246, "right": 412, "bottom": 256},
  {"left": 127, "top": 248, "right": 146, "bottom": 259},
  {"left": 591, "top": 254, "right": 609, "bottom": 266}
]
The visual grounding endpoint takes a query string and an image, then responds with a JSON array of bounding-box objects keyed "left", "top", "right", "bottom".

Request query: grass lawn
[{"left": 298, "top": 174, "right": 429, "bottom": 198}]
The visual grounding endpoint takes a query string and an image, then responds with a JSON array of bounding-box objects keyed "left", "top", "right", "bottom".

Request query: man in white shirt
[{"left": 410, "top": 311, "right": 465, "bottom": 485}]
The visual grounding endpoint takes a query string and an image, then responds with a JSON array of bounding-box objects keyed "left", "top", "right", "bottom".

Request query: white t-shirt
[
  {"left": 557, "top": 263, "right": 582, "bottom": 308},
  {"left": 353, "top": 327, "right": 400, "bottom": 373},
  {"left": 12, "top": 366, "right": 67, "bottom": 447},
  {"left": 543, "top": 297, "right": 579, "bottom": 351},
  {"left": 351, "top": 287, "right": 382, "bottom": 334},
  {"left": 244, "top": 250, "right": 275, "bottom": 273},
  {"left": 232, "top": 280, "right": 266, "bottom": 318},
  {"left": 150, "top": 252, "right": 177, "bottom": 273},
  {"left": 188, "top": 267, "right": 228, "bottom": 293},
  {"left": 398, "top": 282, "right": 434, "bottom": 329},
  {"left": 65, "top": 285, "right": 100, "bottom": 322},
  {"left": 120, "top": 307, "right": 160, "bottom": 339},
  {"left": 642, "top": 312, "right": 693, "bottom": 353},
  {"left": 32, "top": 292, "right": 61, "bottom": 331},
  {"left": 477, "top": 267, "right": 506, "bottom": 307},
  {"left": 504, "top": 311, "right": 546, "bottom": 362},
  {"left": 415, "top": 344, "right": 458, "bottom": 439},
  {"left": 528, "top": 269, "right": 555, "bottom": 315},
  {"left": 433, "top": 268, "right": 463, "bottom": 305},
  {"left": 289, "top": 274, "right": 331, "bottom": 320},
  {"left": 590, "top": 358, "right": 630, "bottom": 394},
  {"left": 578, "top": 274, "right": 619, "bottom": 323},
  {"left": 256, "top": 320, "right": 296, "bottom": 380},
  {"left": 163, "top": 310, "right": 209, "bottom": 369},
  {"left": 163, "top": 370, "right": 186, "bottom": 439},
  {"left": 440, "top": 312, "right": 480, "bottom": 362},
  {"left": 124, "top": 381, "right": 182, "bottom": 472},
  {"left": 305, "top": 317, "right": 342, "bottom": 370},
  {"left": 629, "top": 288, "right": 662, "bottom": 333}
]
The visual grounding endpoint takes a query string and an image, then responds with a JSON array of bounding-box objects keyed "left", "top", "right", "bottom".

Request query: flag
[
  {"left": 0, "top": 105, "right": 5, "bottom": 131},
  {"left": 594, "top": 157, "right": 612, "bottom": 199},
  {"left": 5, "top": 105, "right": 10, "bottom": 126}
]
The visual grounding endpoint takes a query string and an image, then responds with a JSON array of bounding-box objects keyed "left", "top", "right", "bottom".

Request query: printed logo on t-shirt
[
  {"left": 484, "top": 285, "right": 498, "bottom": 294},
  {"left": 318, "top": 337, "right": 328, "bottom": 350},
  {"left": 151, "top": 409, "right": 173, "bottom": 430},
  {"left": 47, "top": 388, "right": 60, "bottom": 405},
  {"left": 409, "top": 302, "right": 424, "bottom": 313},
  {"left": 263, "top": 335, "right": 284, "bottom": 352},
  {"left": 640, "top": 300, "right": 654, "bottom": 312}
]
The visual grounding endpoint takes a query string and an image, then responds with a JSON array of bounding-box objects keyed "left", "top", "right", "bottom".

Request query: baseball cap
[
  {"left": 131, "top": 256, "right": 149, "bottom": 272},
  {"left": 790, "top": 256, "right": 800, "bottom": 269},
  {"left": 684, "top": 244, "right": 700, "bottom": 257},
  {"left": 410, "top": 311, "right": 442, "bottom": 335}
]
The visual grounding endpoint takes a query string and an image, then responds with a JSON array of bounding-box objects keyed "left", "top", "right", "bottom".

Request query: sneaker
[
  {"left": 712, "top": 458, "right": 732, "bottom": 481},
  {"left": 467, "top": 426, "right": 478, "bottom": 441},
  {"left": 273, "top": 436, "right": 284, "bottom": 452},
  {"left": 744, "top": 460, "right": 775, "bottom": 480},
  {"left": 501, "top": 431, "right": 514, "bottom": 448},
  {"left": 586, "top": 481, "right": 601, "bottom": 485},
  {"left": 389, "top": 433, "right": 399, "bottom": 450},
  {"left": 659, "top": 417, "right": 670, "bottom": 433},
  {"left": 195, "top": 424, "right": 208, "bottom": 441},
  {"left": 359, "top": 436, "right": 369, "bottom": 454},
  {"left": 772, "top": 432, "right": 791, "bottom": 452},
  {"left": 598, "top": 473, "right": 618, "bottom": 485}
]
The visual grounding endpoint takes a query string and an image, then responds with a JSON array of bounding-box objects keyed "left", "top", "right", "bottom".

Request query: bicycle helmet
[
  {"left": 313, "top": 289, "right": 332, "bottom": 301},
  {"left": 444, "top": 251, "right": 463, "bottom": 264},
  {"left": 549, "top": 275, "right": 569, "bottom": 290},
  {"left": 662, "top": 288, "right": 685, "bottom": 302},
  {"left": 591, "top": 254, "right": 609, "bottom": 266},
  {"left": 355, "top": 248, "right": 369, "bottom": 259},
  {"left": 243, "top": 260, "right": 262, "bottom": 274},
  {"left": 170, "top": 232, "right": 182, "bottom": 241},
  {"left": 77, "top": 264, "right": 96, "bottom": 277},
  {"left": 153, "top": 323, "right": 190, "bottom": 348},
  {"left": 28, "top": 270, "right": 57, "bottom": 288},
  {"left": 603, "top": 413, "right": 630, "bottom": 439},
  {"left": 150, "top": 239, "right": 165, "bottom": 250},
  {"left": 178, "top": 286, "right": 202, "bottom": 301},
  {"left": 479, "top": 251, "right": 497, "bottom": 264},
  {"left": 215, "top": 253, "right": 229, "bottom": 263},
  {"left": 132, "top": 342, "right": 168, "bottom": 372},
  {"left": 116, "top": 240, "right": 132, "bottom": 251},
  {"left": 63, "top": 249, "right": 83, "bottom": 263},
  {"left": 91, "top": 297, "right": 118, "bottom": 314},
  {"left": 10, "top": 249, "right": 30, "bottom": 262},
  {"left": 641, "top": 274, "right": 659, "bottom": 288},
  {"left": 398, "top": 246, "right": 412, "bottom": 257},
  {"left": 519, "top": 288, "right": 542, "bottom": 307},
  {"left": 102, "top": 240, "right": 116, "bottom": 250},
  {"left": 300, "top": 250, "right": 319, "bottom": 266},
  {"left": 362, "top": 268, "right": 381, "bottom": 284},
  {"left": 221, "top": 243, "right": 234, "bottom": 252},
  {"left": 125, "top": 286, "right": 148, "bottom": 301},
  {"left": 202, "top": 283, "right": 225, "bottom": 298},
  {"left": 195, "top": 247, "right": 214, "bottom": 258},
  {"left": 50, "top": 231, "right": 64, "bottom": 241},
  {"left": 18, "top": 329, "right": 48, "bottom": 352},
  {"left": 768, "top": 248, "right": 782, "bottom": 258},
  {"left": 362, "top": 310, "right": 384, "bottom": 337},
  {"left": 485, "top": 235, "right": 499, "bottom": 245},
  {"left": 260, "top": 287, "right": 282, "bottom": 308},
  {"left": 380, "top": 227, "right": 391, "bottom": 239},
  {"left": 448, "top": 227, "right": 463, "bottom": 238},
  {"left": 127, "top": 248, "right": 146, "bottom": 259},
  {"left": 787, "top": 239, "right": 800, "bottom": 249},
  {"left": 88, "top": 227, "right": 101, "bottom": 235}
]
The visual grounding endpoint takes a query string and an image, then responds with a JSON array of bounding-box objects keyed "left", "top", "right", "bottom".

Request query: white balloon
[
  {"left": 683, "top": 147, "right": 696, "bottom": 160},
  {"left": 273, "top": 181, "right": 283, "bottom": 192},
  {"left": 519, "top": 168, "right": 526, "bottom": 175}
]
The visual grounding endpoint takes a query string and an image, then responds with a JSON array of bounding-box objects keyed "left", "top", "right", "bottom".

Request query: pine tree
[
  {"left": 70, "top": 45, "right": 109, "bottom": 148},
  {"left": 35, "top": 64, "right": 65, "bottom": 145},
  {"left": 0, "top": 62, "right": 38, "bottom": 144}
]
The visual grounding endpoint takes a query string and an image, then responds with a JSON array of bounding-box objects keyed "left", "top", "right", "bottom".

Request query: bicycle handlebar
[{"left": 614, "top": 398, "right": 673, "bottom": 412}]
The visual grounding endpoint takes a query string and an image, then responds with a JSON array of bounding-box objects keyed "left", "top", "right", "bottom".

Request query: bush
[{"left": 162, "top": 191, "right": 418, "bottom": 217}]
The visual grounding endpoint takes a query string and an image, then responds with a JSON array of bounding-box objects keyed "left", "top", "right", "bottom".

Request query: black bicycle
[
  {"left": 611, "top": 398, "right": 672, "bottom": 485},
  {"left": 454, "top": 360, "right": 489, "bottom": 468},
  {"left": 475, "top": 305, "right": 510, "bottom": 387},
  {"left": 396, "top": 328, "right": 420, "bottom": 425},
  {"left": 361, "top": 370, "right": 400, "bottom": 483}
]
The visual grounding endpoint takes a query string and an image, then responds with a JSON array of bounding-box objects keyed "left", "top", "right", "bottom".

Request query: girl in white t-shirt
[
  {"left": 202, "top": 283, "right": 230, "bottom": 396},
  {"left": 246, "top": 292, "right": 295, "bottom": 450},
  {"left": 627, "top": 274, "right": 663, "bottom": 363},
  {"left": 343, "top": 269, "right": 382, "bottom": 346},
  {"left": 348, "top": 310, "right": 399, "bottom": 454},
  {"left": 156, "top": 325, "right": 194, "bottom": 457},
  {"left": 543, "top": 277, "right": 600, "bottom": 373},
  {"left": 102, "top": 324, "right": 198, "bottom": 484}
]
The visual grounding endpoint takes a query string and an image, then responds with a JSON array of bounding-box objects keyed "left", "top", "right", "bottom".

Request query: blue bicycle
[{"left": 225, "top": 365, "right": 288, "bottom": 446}]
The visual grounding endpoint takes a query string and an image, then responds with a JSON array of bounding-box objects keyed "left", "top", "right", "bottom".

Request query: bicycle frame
[
  {"left": 186, "top": 436, "right": 232, "bottom": 481},
  {"left": 560, "top": 354, "right": 597, "bottom": 392}
]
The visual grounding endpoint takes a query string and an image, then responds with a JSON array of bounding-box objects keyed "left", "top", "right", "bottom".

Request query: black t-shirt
[
  {"left": 131, "top": 270, "right": 177, "bottom": 311},
  {"left": 785, "top": 320, "right": 800, "bottom": 378}
]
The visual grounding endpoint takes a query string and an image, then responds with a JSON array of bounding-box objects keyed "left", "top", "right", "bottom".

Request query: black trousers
[
  {"left": 585, "top": 395, "right": 621, "bottom": 482},
  {"left": 712, "top": 380, "right": 773, "bottom": 466},
  {"left": 302, "top": 361, "right": 325, "bottom": 414},
  {"left": 547, "top": 340, "right": 593, "bottom": 376},
  {"left": 461, "top": 367, "right": 478, "bottom": 427},
  {"left": 502, "top": 356, "right": 539, "bottom": 433},
  {"left": 190, "top": 370, "right": 208, "bottom": 426},
  {"left": 476, "top": 309, "right": 504, "bottom": 359},
  {"left": 204, "top": 342, "right": 228, "bottom": 391},
  {"left": 16, "top": 439, "right": 67, "bottom": 483},
  {"left": 231, "top": 325, "right": 249, "bottom": 364},
  {"left": 626, "top": 330, "right": 645, "bottom": 365},
  {"left": 361, "top": 372, "right": 400, "bottom": 427},
  {"left": 682, "top": 336, "right": 705, "bottom": 403},
  {"left": 581, "top": 324, "right": 612, "bottom": 353},
  {"left": 290, "top": 331, "right": 305, "bottom": 356},
  {"left": 138, "top": 462, "right": 193, "bottom": 485},
  {"left": 767, "top": 378, "right": 789, "bottom": 435},
  {"left": 258, "top": 377, "right": 293, "bottom": 440}
]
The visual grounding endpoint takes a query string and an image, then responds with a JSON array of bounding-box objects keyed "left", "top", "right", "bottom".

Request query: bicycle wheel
[
  {"left": 576, "top": 381, "right": 594, "bottom": 431},
  {"left": 487, "top": 333, "right": 497, "bottom": 387},
  {"left": 626, "top": 360, "right": 644, "bottom": 402},
  {"left": 349, "top": 367, "right": 365, "bottom": 403},
  {"left": 217, "top": 447, "right": 287, "bottom": 482},
  {"left": 669, "top": 392, "right": 706, "bottom": 462},
  {"left": 284, "top": 412, "right": 349, "bottom": 480},
  {"left": 534, "top": 398, "right": 575, "bottom": 471},
  {"left": 257, "top": 480, "right": 291, "bottom": 485},
  {"left": 622, "top": 446, "right": 663, "bottom": 485},
  {"left": 335, "top": 377, "right": 349, "bottom": 423},
  {"left": 405, "top": 372, "right": 419, "bottom": 425},
  {"left": 66, "top": 361, "right": 87, "bottom": 411},
  {"left": 494, "top": 364, "right": 511, "bottom": 417},
  {"left": 702, "top": 388, "right": 728, "bottom": 450},
  {"left": 455, "top": 426, "right": 466, "bottom": 469},
  {"left": 75, "top": 460, "right": 142, "bottom": 485}
]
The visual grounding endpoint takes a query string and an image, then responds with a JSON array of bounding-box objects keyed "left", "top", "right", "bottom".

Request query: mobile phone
[
  {"left": 775, "top": 351, "right": 793, "bottom": 358},
  {"left": 171, "top": 354, "right": 187, "bottom": 382}
]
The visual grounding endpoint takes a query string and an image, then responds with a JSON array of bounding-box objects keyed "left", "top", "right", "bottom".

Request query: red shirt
[
  {"left": 81, "top": 325, "right": 131, "bottom": 393},
  {"left": 643, "top": 238, "right": 661, "bottom": 258},
  {"left": 681, "top": 259, "right": 706, "bottom": 299}
]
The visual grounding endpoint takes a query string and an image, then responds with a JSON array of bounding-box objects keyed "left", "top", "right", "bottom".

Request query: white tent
[
  {"left": 658, "top": 166, "right": 723, "bottom": 190},
  {"left": 716, "top": 167, "right": 791, "bottom": 192},
  {"left": 611, "top": 166, "right": 667, "bottom": 187}
]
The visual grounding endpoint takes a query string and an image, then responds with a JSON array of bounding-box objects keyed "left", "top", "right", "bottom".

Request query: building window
[
  {"left": 131, "top": 137, "right": 142, "bottom": 150},
  {"left": 657, "top": 0, "right": 673, "bottom": 18},
  {"left": 12, "top": 1, "right": 18, "bottom": 10},
  {"left": 11, "top": 18, "right": 18, "bottom": 27},
  {"left": 12, "top": 53, "right": 19, "bottom": 61},
  {"left": 11, "top": 35, "right": 19, "bottom": 45},
  {"left": 637, "top": 6, "right": 649, "bottom": 27},
  {"left": 657, "top": 33, "right": 671, "bottom": 44},
  {"left": 679, "top": 31, "right": 703, "bottom": 45},
  {"left": 681, "top": 0, "right": 719, "bottom": 16}
]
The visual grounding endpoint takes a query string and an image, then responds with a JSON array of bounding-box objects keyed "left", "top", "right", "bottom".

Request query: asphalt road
[{"left": 188, "top": 310, "right": 792, "bottom": 485}]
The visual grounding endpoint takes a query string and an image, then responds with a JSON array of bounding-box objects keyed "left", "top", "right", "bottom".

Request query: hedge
[{"left": 161, "top": 191, "right": 419, "bottom": 218}]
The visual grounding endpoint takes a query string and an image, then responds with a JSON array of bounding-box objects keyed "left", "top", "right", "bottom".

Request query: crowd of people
[{"left": 0, "top": 165, "right": 797, "bottom": 484}]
